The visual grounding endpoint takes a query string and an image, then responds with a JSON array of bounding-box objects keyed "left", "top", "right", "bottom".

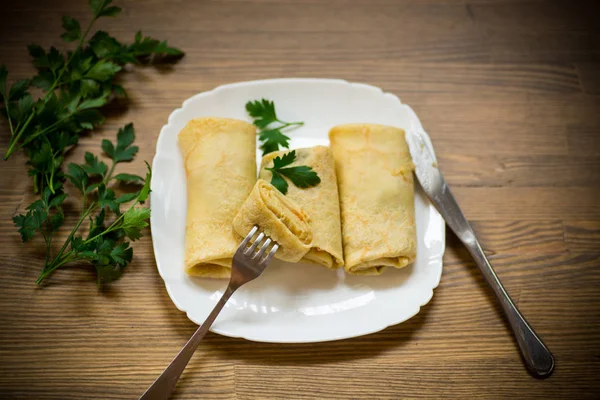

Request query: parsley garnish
[
  {"left": 246, "top": 99, "right": 303, "bottom": 155},
  {"left": 0, "top": 0, "right": 181, "bottom": 285},
  {"left": 266, "top": 150, "right": 321, "bottom": 195}
]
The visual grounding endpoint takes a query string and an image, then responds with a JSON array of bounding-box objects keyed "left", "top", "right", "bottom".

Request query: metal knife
[{"left": 405, "top": 126, "right": 554, "bottom": 378}]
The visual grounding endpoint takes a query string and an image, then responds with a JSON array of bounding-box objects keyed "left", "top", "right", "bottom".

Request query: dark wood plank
[
  {"left": 469, "top": 0, "right": 600, "bottom": 63},
  {"left": 576, "top": 63, "right": 600, "bottom": 95},
  {"left": 438, "top": 154, "right": 600, "bottom": 187},
  {"left": 567, "top": 126, "right": 600, "bottom": 156},
  {"left": 462, "top": 220, "right": 566, "bottom": 254},
  {"left": 563, "top": 220, "right": 600, "bottom": 252},
  {"left": 452, "top": 187, "right": 600, "bottom": 220}
]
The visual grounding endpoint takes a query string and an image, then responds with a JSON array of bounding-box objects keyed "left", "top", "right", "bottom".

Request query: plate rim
[{"left": 150, "top": 77, "right": 446, "bottom": 343}]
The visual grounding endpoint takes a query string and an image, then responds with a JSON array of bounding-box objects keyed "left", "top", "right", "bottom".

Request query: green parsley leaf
[
  {"left": 47, "top": 47, "right": 65, "bottom": 73},
  {"left": 87, "top": 238, "right": 129, "bottom": 285},
  {"left": 120, "top": 207, "right": 150, "bottom": 241},
  {"left": 269, "top": 171, "right": 289, "bottom": 195},
  {"left": 75, "top": 109, "right": 105, "bottom": 130},
  {"left": 95, "top": 262, "right": 123, "bottom": 285},
  {"left": 78, "top": 93, "right": 109, "bottom": 110},
  {"left": 98, "top": 5, "right": 121, "bottom": 17},
  {"left": 260, "top": 140, "right": 280, "bottom": 156},
  {"left": 87, "top": 209, "right": 106, "bottom": 239},
  {"left": 80, "top": 79, "right": 100, "bottom": 97},
  {"left": 276, "top": 165, "right": 320, "bottom": 188},
  {"left": 266, "top": 150, "right": 321, "bottom": 195},
  {"left": 113, "top": 173, "right": 144, "bottom": 183},
  {"left": 50, "top": 211, "right": 65, "bottom": 232},
  {"left": 102, "top": 123, "right": 139, "bottom": 162},
  {"left": 271, "top": 150, "right": 296, "bottom": 168},
  {"left": 137, "top": 162, "right": 152, "bottom": 202},
  {"left": 9, "top": 79, "right": 30, "bottom": 101},
  {"left": 259, "top": 128, "right": 290, "bottom": 156},
  {"left": 116, "top": 192, "right": 138, "bottom": 204},
  {"left": 13, "top": 201, "right": 48, "bottom": 242},
  {"left": 89, "top": 0, "right": 117, "bottom": 18},
  {"left": 27, "top": 44, "right": 48, "bottom": 69},
  {"left": 246, "top": 98, "right": 303, "bottom": 155},
  {"left": 112, "top": 84, "right": 127, "bottom": 98},
  {"left": 31, "top": 71, "right": 54, "bottom": 90},
  {"left": 49, "top": 193, "right": 68, "bottom": 208},
  {"left": 66, "top": 163, "right": 89, "bottom": 194},
  {"left": 246, "top": 99, "right": 277, "bottom": 129},
  {"left": 82, "top": 152, "right": 108, "bottom": 176},
  {"left": 85, "top": 59, "right": 121, "bottom": 81},
  {"left": 121, "top": 32, "right": 184, "bottom": 64},
  {"left": 89, "top": 31, "right": 123, "bottom": 59},
  {"left": 14, "top": 94, "right": 35, "bottom": 124},
  {"left": 97, "top": 184, "right": 119, "bottom": 213},
  {"left": 152, "top": 40, "right": 184, "bottom": 56},
  {"left": 110, "top": 242, "right": 133, "bottom": 265},
  {"left": 61, "top": 16, "right": 81, "bottom": 42}
]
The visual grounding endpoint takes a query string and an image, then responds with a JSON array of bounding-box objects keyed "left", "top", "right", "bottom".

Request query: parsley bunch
[
  {"left": 0, "top": 0, "right": 182, "bottom": 167},
  {"left": 14, "top": 124, "right": 151, "bottom": 285},
  {"left": 0, "top": 0, "right": 183, "bottom": 285},
  {"left": 245, "top": 99, "right": 303, "bottom": 155},
  {"left": 266, "top": 150, "right": 321, "bottom": 195}
]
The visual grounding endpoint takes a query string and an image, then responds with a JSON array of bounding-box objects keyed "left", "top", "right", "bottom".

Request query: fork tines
[{"left": 240, "top": 226, "right": 279, "bottom": 264}]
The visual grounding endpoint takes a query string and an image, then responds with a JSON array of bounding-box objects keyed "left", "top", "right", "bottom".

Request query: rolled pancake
[
  {"left": 179, "top": 117, "right": 256, "bottom": 278},
  {"left": 329, "top": 124, "right": 417, "bottom": 275},
  {"left": 233, "top": 180, "right": 313, "bottom": 262},
  {"left": 260, "top": 146, "right": 344, "bottom": 269}
]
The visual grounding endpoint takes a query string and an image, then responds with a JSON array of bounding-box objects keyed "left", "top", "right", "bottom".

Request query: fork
[{"left": 139, "top": 226, "right": 278, "bottom": 400}]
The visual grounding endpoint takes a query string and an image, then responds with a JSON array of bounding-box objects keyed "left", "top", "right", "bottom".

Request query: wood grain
[{"left": 1, "top": 0, "right": 600, "bottom": 399}]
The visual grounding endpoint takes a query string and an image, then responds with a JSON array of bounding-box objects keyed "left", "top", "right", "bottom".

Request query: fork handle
[
  {"left": 431, "top": 181, "right": 554, "bottom": 378},
  {"left": 139, "top": 286, "right": 236, "bottom": 400}
]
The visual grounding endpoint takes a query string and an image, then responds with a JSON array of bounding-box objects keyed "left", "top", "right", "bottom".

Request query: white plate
[{"left": 151, "top": 78, "right": 445, "bottom": 343}]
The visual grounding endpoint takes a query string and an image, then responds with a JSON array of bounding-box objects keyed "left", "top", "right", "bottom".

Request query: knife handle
[{"left": 432, "top": 181, "right": 555, "bottom": 378}]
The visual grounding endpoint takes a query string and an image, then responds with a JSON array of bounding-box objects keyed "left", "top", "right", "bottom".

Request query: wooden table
[{"left": 1, "top": 0, "right": 599, "bottom": 398}]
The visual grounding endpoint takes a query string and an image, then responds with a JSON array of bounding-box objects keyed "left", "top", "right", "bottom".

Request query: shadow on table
[{"left": 200, "top": 294, "right": 435, "bottom": 366}]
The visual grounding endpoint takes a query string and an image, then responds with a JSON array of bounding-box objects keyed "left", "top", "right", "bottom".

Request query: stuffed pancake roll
[
  {"left": 233, "top": 179, "right": 312, "bottom": 262},
  {"left": 329, "top": 124, "right": 417, "bottom": 275},
  {"left": 260, "top": 146, "right": 344, "bottom": 269},
  {"left": 179, "top": 117, "right": 256, "bottom": 278}
]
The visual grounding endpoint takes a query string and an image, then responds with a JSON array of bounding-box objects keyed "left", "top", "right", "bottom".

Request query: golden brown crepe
[
  {"left": 260, "top": 146, "right": 344, "bottom": 269},
  {"left": 329, "top": 124, "right": 417, "bottom": 275},
  {"left": 233, "top": 180, "right": 313, "bottom": 262},
  {"left": 179, "top": 117, "right": 256, "bottom": 278}
]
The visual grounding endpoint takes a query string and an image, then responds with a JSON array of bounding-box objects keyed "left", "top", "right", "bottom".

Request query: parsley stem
[
  {"left": 44, "top": 17, "right": 97, "bottom": 97},
  {"left": 83, "top": 201, "right": 137, "bottom": 245},
  {"left": 43, "top": 233, "right": 51, "bottom": 266},
  {"left": 36, "top": 251, "right": 75, "bottom": 284},
  {"left": 47, "top": 203, "right": 96, "bottom": 277},
  {"left": 4, "top": 111, "right": 34, "bottom": 160},
  {"left": 47, "top": 162, "right": 57, "bottom": 195},
  {"left": 105, "top": 162, "right": 117, "bottom": 183},
  {"left": 1, "top": 93, "right": 15, "bottom": 137},
  {"left": 279, "top": 121, "right": 303, "bottom": 127},
  {"left": 11, "top": 109, "right": 76, "bottom": 155},
  {"left": 5, "top": 16, "right": 97, "bottom": 161}
]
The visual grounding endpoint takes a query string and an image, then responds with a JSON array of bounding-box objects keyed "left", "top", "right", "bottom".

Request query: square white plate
[{"left": 150, "top": 78, "right": 445, "bottom": 343}]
